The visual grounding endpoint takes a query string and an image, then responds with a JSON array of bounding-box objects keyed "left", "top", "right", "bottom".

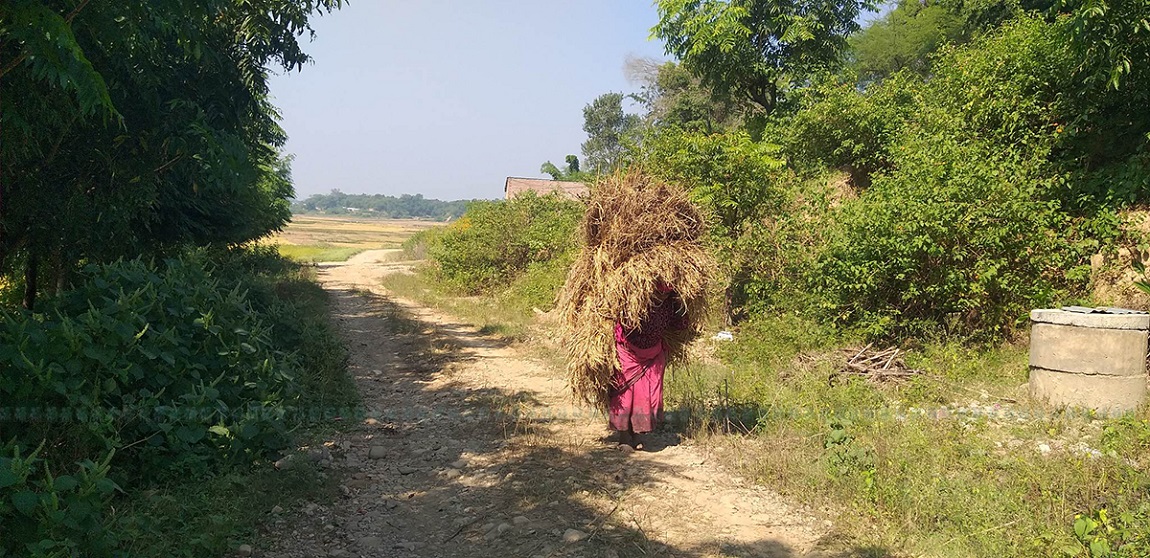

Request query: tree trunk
[
  {"left": 22, "top": 254, "right": 37, "bottom": 311},
  {"left": 53, "top": 249, "right": 68, "bottom": 295}
]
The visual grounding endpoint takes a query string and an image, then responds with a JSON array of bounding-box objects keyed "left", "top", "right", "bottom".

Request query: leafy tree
[
  {"left": 653, "top": 0, "right": 872, "bottom": 115},
  {"left": 1058, "top": 0, "right": 1150, "bottom": 90},
  {"left": 581, "top": 92, "right": 641, "bottom": 173},
  {"left": 848, "top": 0, "right": 1058, "bottom": 84},
  {"left": 539, "top": 155, "right": 589, "bottom": 181},
  {"left": 0, "top": 0, "right": 342, "bottom": 308},
  {"left": 540, "top": 161, "right": 565, "bottom": 180},
  {"left": 565, "top": 154, "right": 581, "bottom": 174},
  {"left": 627, "top": 57, "right": 744, "bottom": 132},
  {"left": 848, "top": 0, "right": 966, "bottom": 82}
]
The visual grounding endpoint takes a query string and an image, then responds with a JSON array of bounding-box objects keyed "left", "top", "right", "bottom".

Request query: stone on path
[
  {"left": 368, "top": 446, "right": 386, "bottom": 459},
  {"left": 443, "top": 468, "right": 461, "bottom": 479},
  {"left": 562, "top": 528, "right": 589, "bottom": 543},
  {"left": 236, "top": 544, "right": 253, "bottom": 556},
  {"left": 512, "top": 515, "right": 530, "bottom": 526}
]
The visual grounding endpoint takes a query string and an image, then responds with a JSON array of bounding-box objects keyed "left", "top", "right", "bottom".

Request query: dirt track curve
[{"left": 262, "top": 249, "right": 856, "bottom": 558}]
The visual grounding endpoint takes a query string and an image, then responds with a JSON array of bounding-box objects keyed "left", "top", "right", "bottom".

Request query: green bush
[
  {"left": 0, "top": 248, "right": 353, "bottom": 556},
  {"left": 810, "top": 17, "right": 1111, "bottom": 339},
  {"left": 0, "top": 257, "right": 298, "bottom": 480},
  {"left": 0, "top": 443, "right": 119, "bottom": 558},
  {"left": 783, "top": 72, "right": 917, "bottom": 189},
  {"left": 640, "top": 127, "right": 787, "bottom": 235},
  {"left": 817, "top": 136, "right": 1086, "bottom": 339},
  {"left": 400, "top": 225, "right": 449, "bottom": 261},
  {"left": 639, "top": 127, "right": 795, "bottom": 319},
  {"left": 428, "top": 193, "right": 583, "bottom": 293}
]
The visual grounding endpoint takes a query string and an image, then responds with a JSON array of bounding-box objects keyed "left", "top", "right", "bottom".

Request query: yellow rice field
[{"left": 266, "top": 215, "right": 440, "bottom": 262}]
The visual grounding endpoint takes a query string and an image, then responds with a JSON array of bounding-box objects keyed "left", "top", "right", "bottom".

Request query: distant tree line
[{"left": 292, "top": 190, "right": 475, "bottom": 220}]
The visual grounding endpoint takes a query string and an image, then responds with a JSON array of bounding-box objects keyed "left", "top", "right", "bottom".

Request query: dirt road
[{"left": 263, "top": 249, "right": 851, "bottom": 558}]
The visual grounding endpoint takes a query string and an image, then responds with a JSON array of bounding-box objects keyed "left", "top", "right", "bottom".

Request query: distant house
[{"left": 504, "top": 177, "right": 588, "bottom": 200}]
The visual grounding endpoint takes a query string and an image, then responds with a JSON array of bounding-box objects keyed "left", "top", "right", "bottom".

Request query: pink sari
[{"left": 608, "top": 323, "right": 666, "bottom": 434}]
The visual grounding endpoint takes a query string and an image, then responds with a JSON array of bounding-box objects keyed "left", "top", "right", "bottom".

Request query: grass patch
[
  {"left": 381, "top": 267, "right": 541, "bottom": 340},
  {"left": 275, "top": 244, "right": 365, "bottom": 263},
  {"left": 666, "top": 313, "right": 1150, "bottom": 557},
  {"left": 114, "top": 459, "right": 338, "bottom": 557}
]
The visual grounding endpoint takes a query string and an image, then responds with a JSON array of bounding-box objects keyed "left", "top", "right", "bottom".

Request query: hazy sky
[{"left": 269, "top": 1, "right": 669, "bottom": 201}]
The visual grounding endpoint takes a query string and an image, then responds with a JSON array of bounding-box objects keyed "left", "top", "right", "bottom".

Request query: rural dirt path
[{"left": 263, "top": 249, "right": 853, "bottom": 558}]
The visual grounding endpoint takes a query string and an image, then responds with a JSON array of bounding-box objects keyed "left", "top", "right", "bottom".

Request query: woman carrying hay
[
  {"left": 557, "top": 169, "right": 714, "bottom": 451},
  {"left": 606, "top": 282, "right": 688, "bottom": 446}
]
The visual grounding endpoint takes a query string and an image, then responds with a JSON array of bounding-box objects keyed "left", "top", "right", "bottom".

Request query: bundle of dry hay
[{"left": 556, "top": 169, "right": 716, "bottom": 407}]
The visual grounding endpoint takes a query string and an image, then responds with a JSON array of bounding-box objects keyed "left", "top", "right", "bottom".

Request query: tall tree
[
  {"left": 0, "top": 0, "right": 342, "bottom": 308},
  {"left": 848, "top": 0, "right": 965, "bottom": 82},
  {"left": 581, "top": 92, "right": 641, "bottom": 173},
  {"left": 653, "top": 0, "right": 872, "bottom": 115}
]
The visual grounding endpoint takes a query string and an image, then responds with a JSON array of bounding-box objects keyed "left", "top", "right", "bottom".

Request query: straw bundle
[{"left": 556, "top": 169, "right": 716, "bottom": 407}]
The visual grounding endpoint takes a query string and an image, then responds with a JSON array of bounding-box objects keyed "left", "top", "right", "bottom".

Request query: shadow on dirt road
[{"left": 259, "top": 254, "right": 895, "bottom": 558}]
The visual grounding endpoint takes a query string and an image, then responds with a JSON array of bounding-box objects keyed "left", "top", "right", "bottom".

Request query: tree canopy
[
  {"left": 292, "top": 191, "right": 474, "bottom": 220},
  {"left": 0, "top": 0, "right": 341, "bottom": 307},
  {"left": 653, "top": 0, "right": 872, "bottom": 114},
  {"left": 581, "top": 92, "right": 642, "bottom": 173}
]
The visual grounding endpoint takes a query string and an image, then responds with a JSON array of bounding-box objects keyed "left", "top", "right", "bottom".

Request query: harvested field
[{"left": 267, "top": 215, "right": 441, "bottom": 262}]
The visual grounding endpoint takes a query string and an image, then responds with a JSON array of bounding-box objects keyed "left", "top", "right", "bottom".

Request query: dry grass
[
  {"left": 267, "top": 215, "right": 440, "bottom": 262},
  {"left": 556, "top": 169, "right": 717, "bottom": 407}
]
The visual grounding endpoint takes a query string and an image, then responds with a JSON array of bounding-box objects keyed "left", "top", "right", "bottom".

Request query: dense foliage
[
  {"left": 425, "top": 193, "right": 583, "bottom": 294},
  {"left": 1, "top": 1, "right": 351, "bottom": 555},
  {"left": 0, "top": 249, "right": 352, "bottom": 557},
  {"left": 291, "top": 190, "right": 474, "bottom": 220},
  {"left": 1, "top": 0, "right": 340, "bottom": 309}
]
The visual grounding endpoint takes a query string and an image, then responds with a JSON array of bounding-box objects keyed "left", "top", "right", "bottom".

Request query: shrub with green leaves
[
  {"left": 817, "top": 137, "right": 1084, "bottom": 339},
  {"left": 0, "top": 248, "right": 352, "bottom": 556},
  {"left": 640, "top": 127, "right": 786, "bottom": 235},
  {"left": 0, "top": 444, "right": 119, "bottom": 558},
  {"left": 783, "top": 72, "right": 917, "bottom": 189},
  {"left": 0, "top": 256, "right": 299, "bottom": 481},
  {"left": 810, "top": 16, "right": 1115, "bottom": 339},
  {"left": 428, "top": 193, "right": 583, "bottom": 293}
]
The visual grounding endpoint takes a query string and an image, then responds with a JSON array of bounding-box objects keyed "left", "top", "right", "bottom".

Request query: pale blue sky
[{"left": 269, "top": 1, "right": 669, "bottom": 201}]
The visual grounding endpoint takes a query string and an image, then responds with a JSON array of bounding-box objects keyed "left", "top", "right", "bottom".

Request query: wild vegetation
[
  {"left": 399, "top": 0, "right": 1150, "bottom": 555},
  {"left": 1, "top": 1, "right": 354, "bottom": 556}
]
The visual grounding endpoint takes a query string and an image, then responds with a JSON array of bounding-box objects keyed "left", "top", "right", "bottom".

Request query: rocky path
[{"left": 263, "top": 249, "right": 845, "bottom": 558}]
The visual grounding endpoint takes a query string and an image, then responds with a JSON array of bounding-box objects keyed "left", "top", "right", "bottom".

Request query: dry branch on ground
[{"left": 835, "top": 344, "right": 922, "bottom": 383}]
